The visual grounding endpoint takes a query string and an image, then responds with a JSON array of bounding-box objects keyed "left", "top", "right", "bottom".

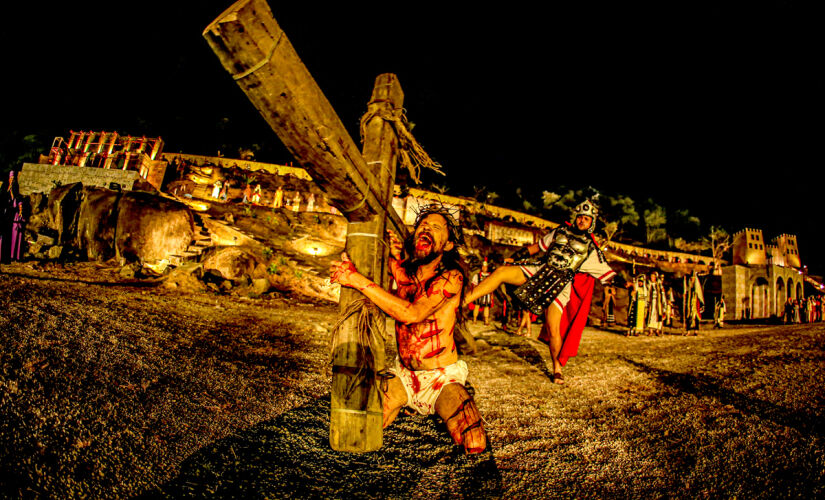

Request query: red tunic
[{"left": 538, "top": 272, "right": 595, "bottom": 366}]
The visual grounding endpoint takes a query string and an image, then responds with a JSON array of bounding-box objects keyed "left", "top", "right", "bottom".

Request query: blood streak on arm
[{"left": 389, "top": 258, "right": 414, "bottom": 288}]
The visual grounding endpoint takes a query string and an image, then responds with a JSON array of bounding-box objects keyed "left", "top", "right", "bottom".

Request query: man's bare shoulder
[{"left": 425, "top": 269, "right": 463, "bottom": 299}]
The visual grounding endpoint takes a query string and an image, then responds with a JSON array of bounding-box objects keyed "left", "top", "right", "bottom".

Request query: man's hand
[
  {"left": 387, "top": 229, "right": 403, "bottom": 260},
  {"left": 330, "top": 252, "right": 359, "bottom": 287}
]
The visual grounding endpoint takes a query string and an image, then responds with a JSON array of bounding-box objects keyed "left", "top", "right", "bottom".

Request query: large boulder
[
  {"left": 76, "top": 187, "right": 119, "bottom": 261},
  {"left": 115, "top": 191, "right": 194, "bottom": 263},
  {"left": 201, "top": 246, "right": 260, "bottom": 280},
  {"left": 42, "top": 184, "right": 195, "bottom": 265},
  {"left": 47, "top": 183, "right": 84, "bottom": 245}
]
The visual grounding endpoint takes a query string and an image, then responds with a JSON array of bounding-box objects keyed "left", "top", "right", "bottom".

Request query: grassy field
[{"left": 1, "top": 262, "right": 823, "bottom": 498}]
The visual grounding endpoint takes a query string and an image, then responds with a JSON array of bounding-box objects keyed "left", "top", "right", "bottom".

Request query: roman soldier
[{"left": 463, "top": 197, "right": 615, "bottom": 383}]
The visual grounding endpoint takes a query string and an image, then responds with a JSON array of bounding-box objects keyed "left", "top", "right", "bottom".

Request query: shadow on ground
[
  {"left": 483, "top": 332, "right": 554, "bottom": 382},
  {"left": 148, "top": 395, "right": 502, "bottom": 499},
  {"left": 623, "top": 357, "right": 824, "bottom": 440}
]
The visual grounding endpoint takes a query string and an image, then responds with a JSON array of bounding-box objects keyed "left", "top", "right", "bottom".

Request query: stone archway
[
  {"left": 776, "top": 278, "right": 786, "bottom": 316},
  {"left": 796, "top": 281, "right": 804, "bottom": 301},
  {"left": 752, "top": 277, "right": 770, "bottom": 319},
  {"left": 788, "top": 278, "right": 795, "bottom": 299}
]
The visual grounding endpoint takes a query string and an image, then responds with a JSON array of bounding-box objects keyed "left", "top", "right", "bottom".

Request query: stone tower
[
  {"left": 732, "top": 228, "right": 767, "bottom": 266},
  {"left": 771, "top": 234, "right": 801, "bottom": 268}
]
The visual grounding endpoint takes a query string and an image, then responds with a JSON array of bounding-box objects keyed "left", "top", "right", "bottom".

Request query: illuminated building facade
[
  {"left": 723, "top": 228, "right": 813, "bottom": 320},
  {"left": 43, "top": 130, "right": 168, "bottom": 190}
]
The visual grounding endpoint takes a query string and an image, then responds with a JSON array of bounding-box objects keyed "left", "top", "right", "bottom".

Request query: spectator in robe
[
  {"left": 1, "top": 172, "right": 22, "bottom": 263},
  {"left": 10, "top": 198, "right": 26, "bottom": 261},
  {"left": 603, "top": 285, "right": 617, "bottom": 326},
  {"left": 783, "top": 298, "right": 793, "bottom": 324},
  {"left": 0, "top": 179, "right": 9, "bottom": 263},
  {"left": 819, "top": 297, "right": 825, "bottom": 321},
  {"left": 242, "top": 183, "right": 253, "bottom": 204},
  {"left": 714, "top": 296, "right": 726, "bottom": 329},
  {"left": 272, "top": 186, "right": 284, "bottom": 208}
]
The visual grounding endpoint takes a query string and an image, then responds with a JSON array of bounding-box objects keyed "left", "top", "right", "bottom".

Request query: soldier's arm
[{"left": 580, "top": 250, "right": 616, "bottom": 283}]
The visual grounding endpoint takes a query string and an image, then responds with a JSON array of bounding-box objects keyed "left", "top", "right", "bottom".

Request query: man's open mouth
[{"left": 415, "top": 233, "right": 433, "bottom": 250}]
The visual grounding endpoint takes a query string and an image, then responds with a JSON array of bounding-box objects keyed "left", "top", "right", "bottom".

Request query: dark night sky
[{"left": 3, "top": 1, "right": 822, "bottom": 271}]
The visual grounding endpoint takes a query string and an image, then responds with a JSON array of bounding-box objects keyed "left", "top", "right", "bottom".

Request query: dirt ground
[{"left": 1, "top": 261, "right": 823, "bottom": 498}]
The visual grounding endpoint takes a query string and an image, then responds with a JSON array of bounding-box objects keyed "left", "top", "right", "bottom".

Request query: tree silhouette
[{"left": 643, "top": 202, "right": 667, "bottom": 245}]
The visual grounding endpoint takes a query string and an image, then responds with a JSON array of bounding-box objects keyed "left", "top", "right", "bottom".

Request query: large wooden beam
[
  {"left": 202, "top": 0, "right": 406, "bottom": 237},
  {"left": 330, "top": 74, "right": 403, "bottom": 452}
]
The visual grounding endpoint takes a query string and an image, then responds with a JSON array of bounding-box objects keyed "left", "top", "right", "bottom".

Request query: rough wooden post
[
  {"left": 329, "top": 74, "right": 403, "bottom": 452},
  {"left": 203, "top": 1, "right": 412, "bottom": 452}
]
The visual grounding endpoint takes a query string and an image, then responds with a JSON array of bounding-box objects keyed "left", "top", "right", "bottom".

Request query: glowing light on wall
[
  {"left": 291, "top": 236, "right": 339, "bottom": 257},
  {"left": 182, "top": 200, "right": 210, "bottom": 212},
  {"left": 188, "top": 174, "right": 212, "bottom": 185}
]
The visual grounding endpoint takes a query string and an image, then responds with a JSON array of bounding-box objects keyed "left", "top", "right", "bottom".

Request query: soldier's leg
[
  {"left": 435, "top": 383, "right": 486, "bottom": 454},
  {"left": 382, "top": 376, "right": 409, "bottom": 428},
  {"left": 464, "top": 266, "right": 526, "bottom": 306},
  {"left": 545, "top": 304, "right": 564, "bottom": 384}
]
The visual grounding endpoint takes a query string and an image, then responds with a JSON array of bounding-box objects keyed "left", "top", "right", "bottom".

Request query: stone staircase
[{"left": 168, "top": 212, "right": 214, "bottom": 266}]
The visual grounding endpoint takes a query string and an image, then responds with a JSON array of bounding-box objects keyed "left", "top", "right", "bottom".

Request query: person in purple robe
[
  {"left": 10, "top": 198, "right": 26, "bottom": 261},
  {"left": 0, "top": 173, "right": 14, "bottom": 263}
]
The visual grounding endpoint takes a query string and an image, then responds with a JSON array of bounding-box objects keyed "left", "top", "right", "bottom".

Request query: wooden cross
[{"left": 204, "top": 0, "right": 410, "bottom": 452}]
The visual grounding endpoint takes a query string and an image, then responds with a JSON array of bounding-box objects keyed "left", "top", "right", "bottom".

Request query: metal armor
[
  {"left": 546, "top": 229, "right": 592, "bottom": 271},
  {"left": 513, "top": 226, "right": 594, "bottom": 316}
]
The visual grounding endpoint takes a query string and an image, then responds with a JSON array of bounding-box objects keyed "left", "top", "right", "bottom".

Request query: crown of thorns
[{"left": 412, "top": 203, "right": 464, "bottom": 246}]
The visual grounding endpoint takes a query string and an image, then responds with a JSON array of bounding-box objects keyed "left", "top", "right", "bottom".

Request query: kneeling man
[{"left": 330, "top": 206, "right": 486, "bottom": 454}]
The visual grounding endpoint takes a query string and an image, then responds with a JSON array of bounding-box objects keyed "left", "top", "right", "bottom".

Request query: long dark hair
[{"left": 400, "top": 206, "right": 469, "bottom": 314}]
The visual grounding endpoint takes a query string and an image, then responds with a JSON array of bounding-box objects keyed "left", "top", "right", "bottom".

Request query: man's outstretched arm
[{"left": 331, "top": 253, "right": 461, "bottom": 325}]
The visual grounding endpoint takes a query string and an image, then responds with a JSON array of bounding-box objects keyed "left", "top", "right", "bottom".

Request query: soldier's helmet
[{"left": 573, "top": 198, "right": 599, "bottom": 233}]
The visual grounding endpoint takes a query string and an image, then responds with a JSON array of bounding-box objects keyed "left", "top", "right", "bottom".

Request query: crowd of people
[
  {"left": 622, "top": 270, "right": 712, "bottom": 336},
  {"left": 167, "top": 156, "right": 338, "bottom": 215},
  {"left": 215, "top": 180, "right": 335, "bottom": 215},
  {"left": 783, "top": 296, "right": 825, "bottom": 324},
  {"left": 0, "top": 171, "right": 26, "bottom": 264}
]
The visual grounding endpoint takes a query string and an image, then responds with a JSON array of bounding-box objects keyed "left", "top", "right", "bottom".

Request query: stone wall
[
  {"left": 722, "top": 263, "right": 805, "bottom": 320},
  {"left": 721, "top": 265, "right": 751, "bottom": 320},
  {"left": 18, "top": 163, "right": 140, "bottom": 195}
]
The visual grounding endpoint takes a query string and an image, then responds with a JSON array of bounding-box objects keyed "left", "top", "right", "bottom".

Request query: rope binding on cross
[
  {"left": 359, "top": 101, "right": 445, "bottom": 185},
  {"left": 329, "top": 298, "right": 394, "bottom": 397}
]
